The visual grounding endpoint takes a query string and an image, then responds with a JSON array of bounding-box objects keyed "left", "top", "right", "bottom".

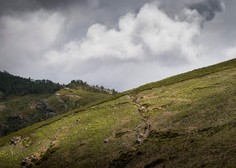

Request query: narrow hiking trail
[{"left": 128, "top": 95, "right": 151, "bottom": 143}]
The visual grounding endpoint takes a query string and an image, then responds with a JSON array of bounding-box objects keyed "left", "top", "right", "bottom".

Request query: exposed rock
[
  {"left": 21, "top": 153, "right": 40, "bottom": 168},
  {"left": 136, "top": 137, "right": 142, "bottom": 144},
  {"left": 55, "top": 93, "right": 61, "bottom": 96},
  {"left": 10, "top": 136, "right": 22, "bottom": 145},
  {"left": 104, "top": 139, "right": 109, "bottom": 143},
  {"left": 21, "top": 141, "right": 58, "bottom": 168},
  {"left": 139, "top": 133, "right": 144, "bottom": 138},
  {"left": 138, "top": 106, "right": 146, "bottom": 112},
  {"left": 36, "top": 99, "right": 53, "bottom": 113},
  {"left": 36, "top": 99, "right": 55, "bottom": 119},
  {"left": 10, "top": 136, "right": 32, "bottom": 147},
  {"left": 47, "top": 112, "right": 56, "bottom": 118}
]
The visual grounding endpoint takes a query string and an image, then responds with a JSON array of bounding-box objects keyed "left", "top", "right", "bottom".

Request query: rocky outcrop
[
  {"left": 36, "top": 99, "right": 53, "bottom": 113},
  {"left": 10, "top": 136, "right": 32, "bottom": 148},
  {"left": 21, "top": 140, "right": 58, "bottom": 168},
  {"left": 36, "top": 99, "right": 56, "bottom": 119},
  {"left": 10, "top": 136, "right": 22, "bottom": 145}
]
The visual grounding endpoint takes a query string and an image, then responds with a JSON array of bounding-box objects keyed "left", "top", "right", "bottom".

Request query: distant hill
[
  {"left": 0, "top": 71, "right": 62, "bottom": 95},
  {"left": 0, "top": 71, "right": 116, "bottom": 137},
  {"left": 0, "top": 71, "right": 117, "bottom": 96},
  {"left": 0, "top": 58, "right": 235, "bottom": 168},
  {"left": 67, "top": 80, "right": 117, "bottom": 94}
]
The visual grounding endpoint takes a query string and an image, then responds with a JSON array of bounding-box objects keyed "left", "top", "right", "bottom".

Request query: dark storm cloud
[
  {"left": 36, "top": 0, "right": 86, "bottom": 9},
  {"left": 0, "top": 0, "right": 86, "bottom": 15},
  {"left": 189, "top": 0, "right": 225, "bottom": 21}
]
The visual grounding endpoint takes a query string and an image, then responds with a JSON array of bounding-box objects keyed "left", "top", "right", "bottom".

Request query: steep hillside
[{"left": 0, "top": 58, "right": 235, "bottom": 168}]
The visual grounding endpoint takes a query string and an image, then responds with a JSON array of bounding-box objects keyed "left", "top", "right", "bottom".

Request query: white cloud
[
  {"left": 45, "top": 4, "right": 203, "bottom": 64},
  {"left": 41, "top": 2, "right": 204, "bottom": 90},
  {"left": 46, "top": 3, "right": 202, "bottom": 63}
]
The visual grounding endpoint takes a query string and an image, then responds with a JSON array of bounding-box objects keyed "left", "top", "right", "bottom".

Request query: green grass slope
[
  {"left": 0, "top": 58, "right": 235, "bottom": 168},
  {"left": 0, "top": 88, "right": 112, "bottom": 136}
]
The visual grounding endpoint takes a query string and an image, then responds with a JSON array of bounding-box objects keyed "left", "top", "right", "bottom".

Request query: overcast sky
[{"left": 0, "top": 0, "right": 235, "bottom": 91}]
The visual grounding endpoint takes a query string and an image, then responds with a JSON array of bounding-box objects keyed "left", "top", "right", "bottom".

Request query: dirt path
[{"left": 128, "top": 95, "right": 151, "bottom": 143}]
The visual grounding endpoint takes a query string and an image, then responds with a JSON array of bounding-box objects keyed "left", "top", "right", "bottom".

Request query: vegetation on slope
[
  {"left": 0, "top": 71, "right": 117, "bottom": 97},
  {"left": 0, "top": 72, "right": 116, "bottom": 137},
  {"left": 67, "top": 80, "right": 117, "bottom": 94},
  {"left": 0, "top": 71, "right": 117, "bottom": 136},
  {"left": 129, "top": 58, "right": 236, "bottom": 94},
  {"left": 0, "top": 58, "right": 235, "bottom": 168},
  {"left": 0, "top": 71, "right": 62, "bottom": 96},
  {"left": 0, "top": 87, "right": 113, "bottom": 137}
]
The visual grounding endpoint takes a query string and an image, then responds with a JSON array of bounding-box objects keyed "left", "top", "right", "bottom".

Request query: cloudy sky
[{"left": 0, "top": 0, "right": 235, "bottom": 91}]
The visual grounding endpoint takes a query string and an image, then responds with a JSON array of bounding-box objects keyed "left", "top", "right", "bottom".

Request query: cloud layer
[
  {"left": 0, "top": 10, "right": 65, "bottom": 72},
  {"left": 42, "top": 3, "right": 204, "bottom": 89},
  {"left": 0, "top": 0, "right": 234, "bottom": 91},
  {"left": 189, "top": 0, "right": 225, "bottom": 21}
]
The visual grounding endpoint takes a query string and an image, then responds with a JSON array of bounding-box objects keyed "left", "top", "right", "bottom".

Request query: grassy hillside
[
  {"left": 0, "top": 88, "right": 113, "bottom": 136},
  {"left": 0, "top": 58, "right": 235, "bottom": 168},
  {"left": 0, "top": 71, "right": 115, "bottom": 136}
]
